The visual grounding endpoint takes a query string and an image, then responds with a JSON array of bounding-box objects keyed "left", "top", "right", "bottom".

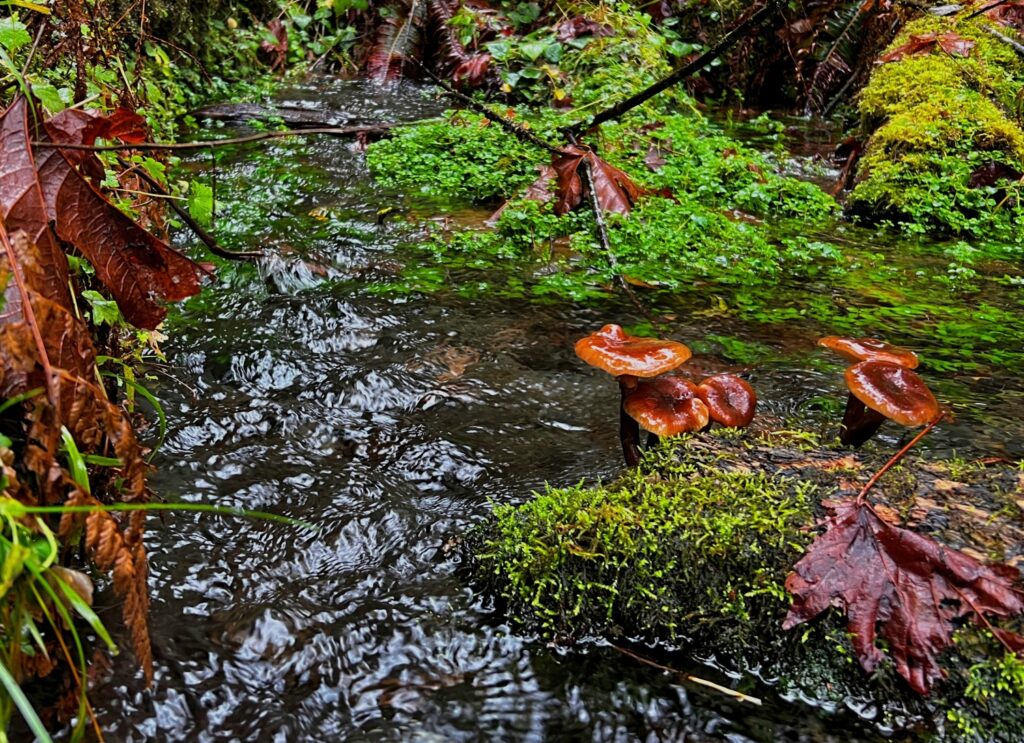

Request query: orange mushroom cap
[
  {"left": 818, "top": 336, "right": 919, "bottom": 369},
  {"left": 845, "top": 360, "right": 939, "bottom": 427},
  {"left": 623, "top": 377, "right": 709, "bottom": 436},
  {"left": 575, "top": 324, "right": 691, "bottom": 378},
  {"left": 696, "top": 374, "right": 757, "bottom": 428}
]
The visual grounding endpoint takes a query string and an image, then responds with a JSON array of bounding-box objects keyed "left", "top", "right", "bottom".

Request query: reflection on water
[{"left": 87, "top": 80, "right": 1019, "bottom": 741}]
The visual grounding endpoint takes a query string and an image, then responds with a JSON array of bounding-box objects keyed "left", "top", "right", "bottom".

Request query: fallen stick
[
  {"left": 417, "top": 63, "right": 566, "bottom": 155},
  {"left": 609, "top": 644, "right": 763, "bottom": 706},
  {"left": 578, "top": 156, "right": 663, "bottom": 329},
  {"left": 32, "top": 122, "right": 403, "bottom": 153},
  {"left": 117, "top": 156, "right": 264, "bottom": 262},
  {"left": 561, "top": 0, "right": 783, "bottom": 139}
]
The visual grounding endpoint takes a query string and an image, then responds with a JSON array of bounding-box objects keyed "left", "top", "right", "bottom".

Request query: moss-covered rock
[
  {"left": 850, "top": 14, "right": 1024, "bottom": 238},
  {"left": 468, "top": 431, "right": 1024, "bottom": 739}
]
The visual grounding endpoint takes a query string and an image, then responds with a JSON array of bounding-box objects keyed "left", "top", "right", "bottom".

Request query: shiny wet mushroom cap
[
  {"left": 575, "top": 324, "right": 691, "bottom": 378},
  {"left": 696, "top": 374, "right": 757, "bottom": 428},
  {"left": 623, "top": 377, "right": 710, "bottom": 437},
  {"left": 818, "top": 336, "right": 919, "bottom": 369},
  {"left": 845, "top": 360, "right": 939, "bottom": 427}
]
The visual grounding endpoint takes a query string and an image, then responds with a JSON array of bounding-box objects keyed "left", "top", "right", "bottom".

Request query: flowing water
[{"left": 86, "top": 80, "right": 1024, "bottom": 741}]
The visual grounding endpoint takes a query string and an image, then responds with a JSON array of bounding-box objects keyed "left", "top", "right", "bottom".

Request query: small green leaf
[
  {"left": 80, "top": 289, "right": 122, "bottom": 326},
  {"left": 519, "top": 40, "right": 547, "bottom": 62},
  {"left": 0, "top": 16, "right": 31, "bottom": 54},
  {"left": 188, "top": 181, "right": 215, "bottom": 228}
]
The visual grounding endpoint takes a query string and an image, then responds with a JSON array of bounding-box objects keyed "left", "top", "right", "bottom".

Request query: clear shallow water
[{"left": 85, "top": 80, "right": 1022, "bottom": 741}]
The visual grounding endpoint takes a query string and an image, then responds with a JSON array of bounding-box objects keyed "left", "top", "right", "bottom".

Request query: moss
[
  {"left": 468, "top": 432, "right": 1024, "bottom": 735},
  {"left": 851, "top": 15, "right": 1024, "bottom": 237},
  {"left": 472, "top": 437, "right": 816, "bottom": 645}
]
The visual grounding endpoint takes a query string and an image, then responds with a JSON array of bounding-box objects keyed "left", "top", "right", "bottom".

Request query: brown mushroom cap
[
  {"left": 696, "top": 374, "right": 757, "bottom": 428},
  {"left": 623, "top": 377, "right": 709, "bottom": 436},
  {"left": 575, "top": 324, "right": 691, "bottom": 378},
  {"left": 818, "top": 336, "right": 919, "bottom": 369},
  {"left": 845, "top": 361, "right": 939, "bottom": 427}
]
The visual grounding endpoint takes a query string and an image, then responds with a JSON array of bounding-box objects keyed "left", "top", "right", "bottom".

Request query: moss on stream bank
[
  {"left": 468, "top": 430, "right": 1024, "bottom": 740},
  {"left": 851, "top": 14, "right": 1024, "bottom": 239}
]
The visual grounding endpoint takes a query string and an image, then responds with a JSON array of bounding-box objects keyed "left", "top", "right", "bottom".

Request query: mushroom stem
[
  {"left": 646, "top": 432, "right": 660, "bottom": 448},
  {"left": 618, "top": 375, "right": 641, "bottom": 467},
  {"left": 839, "top": 393, "right": 886, "bottom": 447}
]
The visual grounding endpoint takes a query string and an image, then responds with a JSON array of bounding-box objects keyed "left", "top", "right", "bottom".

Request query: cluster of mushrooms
[
  {"left": 576, "top": 325, "right": 942, "bottom": 467},
  {"left": 575, "top": 325, "right": 756, "bottom": 467}
]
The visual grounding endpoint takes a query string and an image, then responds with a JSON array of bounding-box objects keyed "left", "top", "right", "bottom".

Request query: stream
[{"left": 87, "top": 80, "right": 1024, "bottom": 742}]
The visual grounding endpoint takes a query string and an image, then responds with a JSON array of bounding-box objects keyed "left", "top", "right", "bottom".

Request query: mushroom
[
  {"left": 818, "top": 336, "right": 919, "bottom": 368},
  {"left": 696, "top": 374, "right": 757, "bottom": 429},
  {"left": 575, "top": 324, "right": 691, "bottom": 466},
  {"left": 623, "top": 377, "right": 710, "bottom": 452},
  {"left": 818, "top": 336, "right": 923, "bottom": 447},
  {"left": 840, "top": 360, "right": 940, "bottom": 447}
]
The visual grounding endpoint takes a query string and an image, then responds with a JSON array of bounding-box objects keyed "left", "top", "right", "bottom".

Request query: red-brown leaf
[
  {"left": 453, "top": 54, "right": 491, "bottom": 89},
  {"left": 555, "top": 17, "right": 614, "bottom": 42},
  {"left": 551, "top": 145, "right": 652, "bottom": 216},
  {"left": 880, "top": 32, "right": 975, "bottom": 64},
  {"left": 261, "top": 19, "right": 289, "bottom": 71},
  {"left": 0, "top": 98, "right": 70, "bottom": 312},
  {"left": 784, "top": 499, "right": 1024, "bottom": 694},
  {"left": 33, "top": 116, "right": 202, "bottom": 329},
  {"left": 486, "top": 164, "right": 556, "bottom": 224}
]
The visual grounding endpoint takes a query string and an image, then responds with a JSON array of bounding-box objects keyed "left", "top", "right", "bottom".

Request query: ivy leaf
[{"left": 784, "top": 499, "right": 1024, "bottom": 695}]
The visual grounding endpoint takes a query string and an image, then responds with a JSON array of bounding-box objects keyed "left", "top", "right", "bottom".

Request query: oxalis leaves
[{"left": 784, "top": 498, "right": 1024, "bottom": 695}]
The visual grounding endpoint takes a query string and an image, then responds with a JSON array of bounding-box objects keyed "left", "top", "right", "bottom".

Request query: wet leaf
[
  {"left": 551, "top": 145, "right": 653, "bottom": 216},
  {"left": 880, "top": 32, "right": 974, "bottom": 64},
  {"left": 555, "top": 17, "right": 613, "bottom": 42},
  {"left": 453, "top": 54, "right": 492, "bottom": 89},
  {"left": 784, "top": 499, "right": 1024, "bottom": 694}
]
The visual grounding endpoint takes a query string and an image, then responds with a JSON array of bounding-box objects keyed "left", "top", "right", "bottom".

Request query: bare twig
[
  {"left": 984, "top": 25, "right": 1024, "bottom": 56},
  {"left": 609, "top": 644, "right": 763, "bottom": 706},
  {"left": 32, "top": 123, "right": 402, "bottom": 152},
  {"left": 578, "top": 156, "right": 663, "bottom": 329},
  {"left": 418, "top": 63, "right": 566, "bottom": 155},
  {"left": 967, "top": 0, "right": 1013, "bottom": 20},
  {"left": 117, "top": 156, "right": 263, "bottom": 261},
  {"left": 562, "top": 1, "right": 783, "bottom": 139}
]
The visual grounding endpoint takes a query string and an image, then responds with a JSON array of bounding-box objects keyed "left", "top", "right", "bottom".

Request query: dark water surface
[{"left": 87, "top": 80, "right": 1022, "bottom": 741}]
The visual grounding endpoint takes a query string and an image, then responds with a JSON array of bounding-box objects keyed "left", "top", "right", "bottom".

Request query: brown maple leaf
[
  {"left": 551, "top": 145, "right": 651, "bottom": 216},
  {"left": 783, "top": 498, "right": 1024, "bottom": 694},
  {"left": 880, "top": 32, "right": 975, "bottom": 64}
]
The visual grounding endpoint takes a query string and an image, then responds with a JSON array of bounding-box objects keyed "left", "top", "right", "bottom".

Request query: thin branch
[
  {"left": 578, "top": 156, "right": 662, "bottom": 328},
  {"left": 856, "top": 412, "right": 946, "bottom": 505},
  {"left": 608, "top": 644, "right": 763, "bottom": 706},
  {"left": 984, "top": 25, "right": 1024, "bottom": 57},
  {"left": 117, "top": 157, "right": 263, "bottom": 261},
  {"left": 32, "top": 123, "right": 402, "bottom": 153},
  {"left": 418, "top": 62, "right": 566, "bottom": 155},
  {"left": 562, "top": 0, "right": 783, "bottom": 139},
  {"left": 967, "top": 0, "right": 1013, "bottom": 20}
]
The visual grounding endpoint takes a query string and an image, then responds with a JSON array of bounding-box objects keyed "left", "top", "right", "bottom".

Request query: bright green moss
[
  {"left": 472, "top": 440, "right": 816, "bottom": 642},
  {"left": 852, "top": 15, "right": 1024, "bottom": 237}
]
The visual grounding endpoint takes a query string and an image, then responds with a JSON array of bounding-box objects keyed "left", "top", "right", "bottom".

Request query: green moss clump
[
  {"left": 366, "top": 112, "right": 547, "bottom": 202},
  {"left": 850, "top": 15, "right": 1024, "bottom": 238},
  {"left": 472, "top": 441, "right": 816, "bottom": 644}
]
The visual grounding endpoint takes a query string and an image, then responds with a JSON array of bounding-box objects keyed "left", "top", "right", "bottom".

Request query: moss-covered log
[{"left": 850, "top": 14, "right": 1024, "bottom": 239}]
